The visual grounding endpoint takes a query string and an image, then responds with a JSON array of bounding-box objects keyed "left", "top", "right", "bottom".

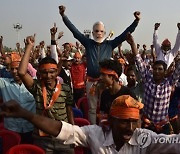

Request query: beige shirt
[{"left": 56, "top": 121, "right": 180, "bottom": 154}]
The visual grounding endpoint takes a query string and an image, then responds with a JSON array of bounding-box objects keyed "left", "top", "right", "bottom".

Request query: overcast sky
[{"left": 1, "top": 0, "right": 180, "bottom": 50}]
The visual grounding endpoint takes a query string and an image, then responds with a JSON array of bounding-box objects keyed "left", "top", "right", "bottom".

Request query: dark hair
[
  {"left": 125, "top": 65, "right": 137, "bottom": 75},
  {"left": 99, "top": 59, "right": 122, "bottom": 78},
  {"left": 63, "top": 43, "right": 71, "bottom": 47},
  {"left": 39, "top": 56, "right": 57, "bottom": 67},
  {"left": 153, "top": 60, "right": 167, "bottom": 71}
]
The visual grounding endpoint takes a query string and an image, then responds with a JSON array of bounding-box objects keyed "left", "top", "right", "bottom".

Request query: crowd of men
[{"left": 0, "top": 4, "right": 180, "bottom": 154}]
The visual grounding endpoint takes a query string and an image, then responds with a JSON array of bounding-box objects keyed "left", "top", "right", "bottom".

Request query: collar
[
  {"left": 162, "top": 49, "right": 171, "bottom": 55},
  {"left": 103, "top": 130, "right": 115, "bottom": 147},
  {"left": 128, "top": 128, "right": 140, "bottom": 146},
  {"left": 10, "top": 78, "right": 15, "bottom": 83}
]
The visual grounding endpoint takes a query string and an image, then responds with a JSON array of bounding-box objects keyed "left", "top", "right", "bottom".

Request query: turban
[
  {"left": 74, "top": 52, "right": 82, "bottom": 58},
  {"left": 110, "top": 95, "right": 143, "bottom": 119},
  {"left": 10, "top": 52, "right": 21, "bottom": 67},
  {"left": 162, "top": 39, "right": 171, "bottom": 46}
]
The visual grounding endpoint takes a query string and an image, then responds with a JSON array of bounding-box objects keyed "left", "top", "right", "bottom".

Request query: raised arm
[
  {"left": 153, "top": 23, "right": 161, "bottom": 55},
  {"left": 0, "top": 100, "right": 62, "bottom": 137},
  {"left": 141, "top": 44, "right": 147, "bottom": 60},
  {"left": 126, "top": 33, "right": 149, "bottom": 81},
  {"left": 171, "top": 23, "right": 180, "bottom": 56},
  {"left": 150, "top": 44, "right": 156, "bottom": 63},
  {"left": 126, "top": 33, "right": 139, "bottom": 56},
  {"left": 59, "top": 5, "right": 88, "bottom": 46},
  {"left": 18, "top": 35, "right": 35, "bottom": 89},
  {"left": 39, "top": 41, "right": 46, "bottom": 59},
  {"left": 50, "top": 23, "right": 59, "bottom": 63},
  {"left": 56, "top": 31, "right": 64, "bottom": 56},
  {"left": 111, "top": 11, "right": 141, "bottom": 49},
  {"left": 0, "top": 36, "right": 4, "bottom": 56}
]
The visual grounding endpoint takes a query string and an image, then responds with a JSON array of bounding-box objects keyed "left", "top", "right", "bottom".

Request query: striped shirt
[
  {"left": 28, "top": 79, "right": 73, "bottom": 122},
  {"left": 135, "top": 54, "right": 180, "bottom": 123}
]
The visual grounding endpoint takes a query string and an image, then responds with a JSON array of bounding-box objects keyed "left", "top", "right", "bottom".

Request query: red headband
[{"left": 100, "top": 68, "right": 118, "bottom": 79}]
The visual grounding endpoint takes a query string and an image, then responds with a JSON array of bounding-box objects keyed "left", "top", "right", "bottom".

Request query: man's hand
[
  {"left": 0, "top": 36, "right": 3, "bottom": 44},
  {"left": 143, "top": 44, "right": 147, "bottom": 50},
  {"left": 59, "top": 5, "right": 66, "bottom": 16},
  {"left": 0, "top": 100, "right": 25, "bottom": 118},
  {"left": 50, "top": 23, "right": 58, "bottom": 36},
  {"left": 150, "top": 44, "right": 154, "bottom": 50},
  {"left": 26, "top": 35, "right": 35, "bottom": 47},
  {"left": 134, "top": 11, "right": 141, "bottom": 21},
  {"left": 76, "top": 41, "right": 80, "bottom": 49},
  {"left": 57, "top": 31, "right": 64, "bottom": 40},
  {"left": 154, "top": 23, "right": 160, "bottom": 30},
  {"left": 39, "top": 41, "right": 45, "bottom": 48},
  {"left": 177, "top": 23, "right": 180, "bottom": 30}
]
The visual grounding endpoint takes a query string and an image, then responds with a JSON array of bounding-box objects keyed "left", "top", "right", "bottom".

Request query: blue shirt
[
  {"left": 0, "top": 78, "right": 36, "bottom": 133},
  {"left": 0, "top": 68, "right": 12, "bottom": 78}
]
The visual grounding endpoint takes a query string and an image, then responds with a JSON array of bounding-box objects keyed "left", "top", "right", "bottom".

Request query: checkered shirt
[{"left": 135, "top": 54, "right": 180, "bottom": 123}]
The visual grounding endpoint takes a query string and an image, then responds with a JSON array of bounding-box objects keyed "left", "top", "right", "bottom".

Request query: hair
[
  {"left": 99, "top": 59, "right": 122, "bottom": 79},
  {"left": 153, "top": 60, "right": 167, "bottom": 71},
  {"left": 126, "top": 66, "right": 136, "bottom": 74},
  {"left": 92, "top": 21, "right": 105, "bottom": 31},
  {"left": 63, "top": 42, "right": 71, "bottom": 47},
  {"left": 39, "top": 56, "right": 57, "bottom": 67}
]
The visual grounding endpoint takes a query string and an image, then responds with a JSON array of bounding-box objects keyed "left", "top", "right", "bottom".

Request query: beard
[{"left": 93, "top": 37, "right": 104, "bottom": 43}]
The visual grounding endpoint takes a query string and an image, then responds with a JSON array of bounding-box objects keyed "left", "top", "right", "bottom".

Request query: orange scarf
[
  {"left": 42, "top": 79, "right": 61, "bottom": 110},
  {"left": 39, "top": 80, "right": 61, "bottom": 136}
]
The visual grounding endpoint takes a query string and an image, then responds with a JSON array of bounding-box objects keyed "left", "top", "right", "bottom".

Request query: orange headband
[
  {"left": 100, "top": 68, "right": 118, "bottom": 79},
  {"left": 110, "top": 107, "right": 140, "bottom": 119},
  {"left": 40, "top": 64, "right": 57, "bottom": 70}
]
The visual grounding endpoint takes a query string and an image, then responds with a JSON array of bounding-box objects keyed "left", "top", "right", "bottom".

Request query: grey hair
[{"left": 92, "top": 21, "right": 105, "bottom": 31}]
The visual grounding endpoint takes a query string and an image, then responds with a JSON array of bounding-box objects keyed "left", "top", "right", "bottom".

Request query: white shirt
[
  {"left": 56, "top": 121, "right": 180, "bottom": 154},
  {"left": 153, "top": 30, "right": 180, "bottom": 68},
  {"left": 119, "top": 73, "right": 127, "bottom": 86}
]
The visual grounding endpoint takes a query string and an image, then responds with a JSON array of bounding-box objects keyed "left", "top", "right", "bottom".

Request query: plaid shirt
[{"left": 135, "top": 54, "right": 180, "bottom": 123}]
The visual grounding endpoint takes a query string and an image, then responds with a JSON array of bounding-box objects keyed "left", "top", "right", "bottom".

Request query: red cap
[{"left": 162, "top": 39, "right": 171, "bottom": 46}]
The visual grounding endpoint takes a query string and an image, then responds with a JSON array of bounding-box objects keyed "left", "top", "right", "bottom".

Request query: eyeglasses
[{"left": 94, "top": 30, "right": 104, "bottom": 33}]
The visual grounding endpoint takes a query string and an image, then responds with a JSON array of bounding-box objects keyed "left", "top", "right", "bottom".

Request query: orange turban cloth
[
  {"left": 74, "top": 52, "right": 82, "bottom": 58},
  {"left": 11, "top": 52, "right": 21, "bottom": 62},
  {"left": 110, "top": 95, "right": 143, "bottom": 119},
  {"left": 162, "top": 39, "right": 171, "bottom": 46},
  {"left": 118, "top": 58, "right": 125, "bottom": 65},
  {"left": 10, "top": 52, "right": 21, "bottom": 67}
]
